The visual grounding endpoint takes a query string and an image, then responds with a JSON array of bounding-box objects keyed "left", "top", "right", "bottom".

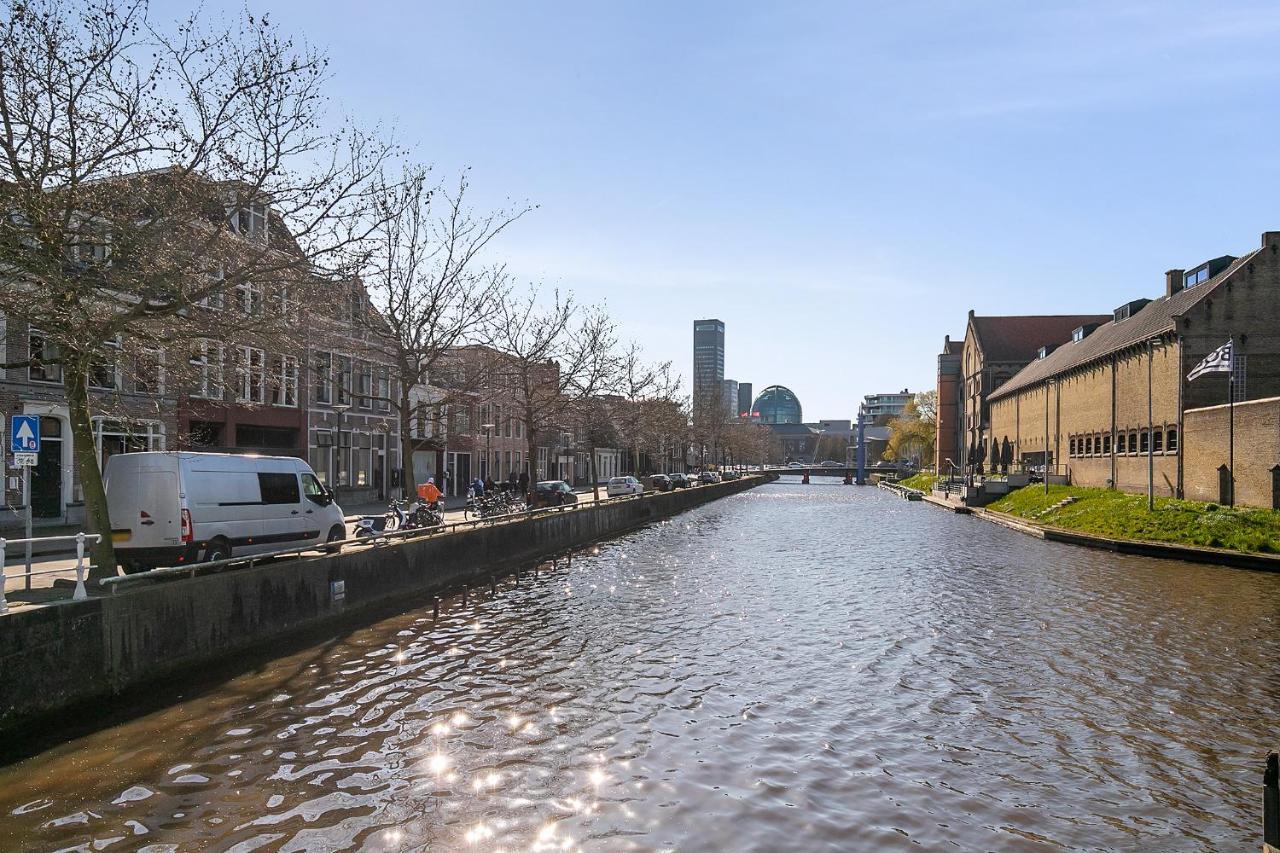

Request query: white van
[{"left": 104, "top": 451, "right": 347, "bottom": 572}]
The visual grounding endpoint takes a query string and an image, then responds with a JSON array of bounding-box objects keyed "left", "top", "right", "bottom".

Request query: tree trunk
[
  {"left": 526, "top": 426, "right": 538, "bottom": 502},
  {"left": 64, "top": 362, "right": 116, "bottom": 581},
  {"left": 399, "top": 390, "right": 415, "bottom": 499},
  {"left": 589, "top": 446, "right": 600, "bottom": 502}
]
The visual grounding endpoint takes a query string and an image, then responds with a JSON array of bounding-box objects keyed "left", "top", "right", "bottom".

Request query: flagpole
[
  {"left": 1228, "top": 337, "right": 1235, "bottom": 508},
  {"left": 1152, "top": 338, "right": 1162, "bottom": 512}
]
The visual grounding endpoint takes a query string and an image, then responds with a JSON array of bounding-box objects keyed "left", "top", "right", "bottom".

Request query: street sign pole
[{"left": 23, "top": 465, "right": 31, "bottom": 584}]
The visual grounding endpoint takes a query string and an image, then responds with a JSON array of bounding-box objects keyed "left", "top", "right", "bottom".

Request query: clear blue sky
[{"left": 159, "top": 0, "right": 1280, "bottom": 419}]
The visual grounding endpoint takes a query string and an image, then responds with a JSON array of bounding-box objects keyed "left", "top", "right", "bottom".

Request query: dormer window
[
  {"left": 1183, "top": 266, "right": 1210, "bottom": 288},
  {"left": 227, "top": 194, "right": 269, "bottom": 242}
]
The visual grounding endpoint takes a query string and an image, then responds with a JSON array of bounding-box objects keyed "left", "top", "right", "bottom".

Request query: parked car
[
  {"left": 606, "top": 476, "right": 644, "bottom": 497},
  {"left": 530, "top": 480, "right": 578, "bottom": 508},
  {"left": 104, "top": 451, "right": 346, "bottom": 573},
  {"left": 669, "top": 472, "right": 691, "bottom": 488},
  {"left": 721, "top": 470, "right": 741, "bottom": 481},
  {"left": 819, "top": 460, "right": 842, "bottom": 467},
  {"left": 698, "top": 471, "right": 719, "bottom": 484},
  {"left": 786, "top": 461, "right": 805, "bottom": 468},
  {"left": 648, "top": 473, "right": 672, "bottom": 492}
]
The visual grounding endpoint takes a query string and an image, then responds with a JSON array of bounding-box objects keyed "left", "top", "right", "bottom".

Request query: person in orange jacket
[{"left": 417, "top": 478, "right": 442, "bottom": 507}]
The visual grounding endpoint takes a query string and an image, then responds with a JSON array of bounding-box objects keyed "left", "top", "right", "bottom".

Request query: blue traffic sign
[{"left": 10, "top": 415, "right": 39, "bottom": 454}]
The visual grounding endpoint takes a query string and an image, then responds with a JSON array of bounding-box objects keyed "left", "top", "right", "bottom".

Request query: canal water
[{"left": 2, "top": 478, "right": 1279, "bottom": 850}]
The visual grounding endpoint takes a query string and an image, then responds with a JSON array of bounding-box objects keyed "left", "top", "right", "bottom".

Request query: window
[
  {"left": 29, "top": 329, "right": 62, "bottom": 383},
  {"left": 1232, "top": 354, "right": 1247, "bottom": 402},
  {"left": 229, "top": 198, "right": 269, "bottom": 241},
  {"left": 198, "top": 265, "right": 226, "bottom": 310},
  {"left": 1086, "top": 435, "right": 1095, "bottom": 456},
  {"left": 88, "top": 339, "right": 121, "bottom": 390},
  {"left": 190, "top": 340, "right": 224, "bottom": 399},
  {"left": 236, "top": 279, "right": 263, "bottom": 316},
  {"left": 1184, "top": 267, "right": 1210, "bottom": 288},
  {"left": 272, "top": 354, "right": 299, "bottom": 407},
  {"left": 336, "top": 356, "right": 352, "bottom": 405},
  {"left": 356, "top": 360, "right": 372, "bottom": 409},
  {"left": 236, "top": 346, "right": 266, "bottom": 403},
  {"left": 273, "top": 284, "right": 298, "bottom": 320},
  {"left": 1139, "top": 430, "right": 1149, "bottom": 453},
  {"left": 1153, "top": 430, "right": 1163, "bottom": 452},
  {"left": 1103, "top": 434, "right": 1111, "bottom": 454},
  {"left": 94, "top": 418, "right": 164, "bottom": 468},
  {"left": 1167, "top": 428, "right": 1178, "bottom": 452},
  {"left": 258, "top": 472, "right": 300, "bottom": 505},
  {"left": 302, "top": 472, "right": 326, "bottom": 502},
  {"left": 134, "top": 348, "right": 164, "bottom": 394},
  {"left": 375, "top": 366, "right": 391, "bottom": 413},
  {"left": 1069, "top": 437, "right": 1076, "bottom": 457},
  {"left": 313, "top": 352, "right": 332, "bottom": 404}
]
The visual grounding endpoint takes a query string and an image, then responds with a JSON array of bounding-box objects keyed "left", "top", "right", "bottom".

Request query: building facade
[
  {"left": 860, "top": 390, "right": 914, "bottom": 422},
  {"left": 692, "top": 319, "right": 725, "bottom": 421},
  {"left": 960, "top": 312, "right": 1109, "bottom": 473},
  {"left": 986, "top": 232, "right": 1280, "bottom": 505},
  {"left": 722, "top": 379, "right": 739, "bottom": 420},
  {"left": 935, "top": 336, "right": 963, "bottom": 473},
  {"left": 752, "top": 385, "right": 802, "bottom": 424},
  {"left": 737, "top": 382, "right": 754, "bottom": 419}
]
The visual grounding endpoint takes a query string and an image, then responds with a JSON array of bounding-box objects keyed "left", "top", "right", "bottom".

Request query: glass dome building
[{"left": 751, "top": 385, "right": 802, "bottom": 424}]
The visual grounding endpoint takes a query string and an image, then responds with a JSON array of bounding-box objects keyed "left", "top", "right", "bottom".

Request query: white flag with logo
[{"left": 1187, "top": 339, "right": 1233, "bottom": 381}]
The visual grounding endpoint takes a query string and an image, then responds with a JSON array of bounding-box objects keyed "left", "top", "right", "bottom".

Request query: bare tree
[
  {"left": 0, "top": 0, "right": 392, "bottom": 575},
  {"left": 484, "top": 287, "right": 617, "bottom": 493},
  {"left": 356, "top": 166, "right": 529, "bottom": 494},
  {"left": 612, "top": 343, "right": 682, "bottom": 475}
]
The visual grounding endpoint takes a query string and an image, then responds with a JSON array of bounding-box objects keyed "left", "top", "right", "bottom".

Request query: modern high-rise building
[
  {"left": 722, "top": 379, "right": 739, "bottom": 419},
  {"left": 692, "top": 319, "right": 725, "bottom": 420},
  {"left": 737, "top": 382, "right": 754, "bottom": 418}
]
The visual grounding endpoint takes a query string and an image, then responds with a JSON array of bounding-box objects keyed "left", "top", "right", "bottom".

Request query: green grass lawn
[
  {"left": 898, "top": 472, "right": 938, "bottom": 492},
  {"left": 988, "top": 485, "right": 1280, "bottom": 553}
]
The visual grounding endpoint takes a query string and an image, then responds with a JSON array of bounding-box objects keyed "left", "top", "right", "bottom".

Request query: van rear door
[{"left": 105, "top": 456, "right": 180, "bottom": 549}]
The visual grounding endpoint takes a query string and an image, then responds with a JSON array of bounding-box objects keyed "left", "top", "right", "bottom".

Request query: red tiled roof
[{"left": 970, "top": 314, "right": 1111, "bottom": 363}]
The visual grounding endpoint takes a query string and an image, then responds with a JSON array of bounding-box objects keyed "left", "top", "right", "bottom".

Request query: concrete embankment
[{"left": 0, "top": 476, "right": 767, "bottom": 736}]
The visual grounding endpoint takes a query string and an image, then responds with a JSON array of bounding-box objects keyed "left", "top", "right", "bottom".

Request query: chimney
[
  {"left": 1165, "top": 269, "right": 1184, "bottom": 298},
  {"left": 1263, "top": 231, "right": 1280, "bottom": 250}
]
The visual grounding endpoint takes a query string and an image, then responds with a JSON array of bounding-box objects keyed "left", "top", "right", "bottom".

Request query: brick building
[
  {"left": 960, "top": 312, "right": 1110, "bottom": 474},
  {"left": 934, "top": 335, "right": 962, "bottom": 473},
  {"left": 986, "top": 231, "right": 1280, "bottom": 505}
]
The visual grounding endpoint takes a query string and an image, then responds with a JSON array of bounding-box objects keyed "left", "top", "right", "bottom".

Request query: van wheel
[
  {"left": 325, "top": 525, "right": 345, "bottom": 554},
  {"left": 204, "top": 539, "right": 231, "bottom": 563}
]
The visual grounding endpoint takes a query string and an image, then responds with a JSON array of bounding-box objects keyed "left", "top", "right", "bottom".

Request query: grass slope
[
  {"left": 988, "top": 485, "right": 1280, "bottom": 554},
  {"left": 898, "top": 472, "right": 938, "bottom": 492}
]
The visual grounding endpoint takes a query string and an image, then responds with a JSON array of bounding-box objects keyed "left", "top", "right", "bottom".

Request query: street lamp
[
  {"left": 481, "top": 423, "right": 495, "bottom": 481},
  {"left": 331, "top": 403, "right": 352, "bottom": 490}
]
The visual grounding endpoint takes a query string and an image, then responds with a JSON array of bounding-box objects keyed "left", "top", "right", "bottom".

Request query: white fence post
[
  {"left": 73, "top": 532, "right": 88, "bottom": 601},
  {"left": 0, "top": 537, "right": 8, "bottom": 614}
]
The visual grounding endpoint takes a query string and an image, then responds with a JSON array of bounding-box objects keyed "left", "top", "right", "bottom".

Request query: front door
[{"left": 31, "top": 416, "right": 63, "bottom": 519}]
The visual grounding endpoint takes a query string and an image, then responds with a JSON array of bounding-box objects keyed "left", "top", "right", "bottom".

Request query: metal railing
[
  {"left": 96, "top": 477, "right": 757, "bottom": 593},
  {"left": 0, "top": 532, "right": 99, "bottom": 613}
]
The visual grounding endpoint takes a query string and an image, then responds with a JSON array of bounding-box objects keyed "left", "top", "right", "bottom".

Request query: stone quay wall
[{"left": 0, "top": 476, "right": 768, "bottom": 735}]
